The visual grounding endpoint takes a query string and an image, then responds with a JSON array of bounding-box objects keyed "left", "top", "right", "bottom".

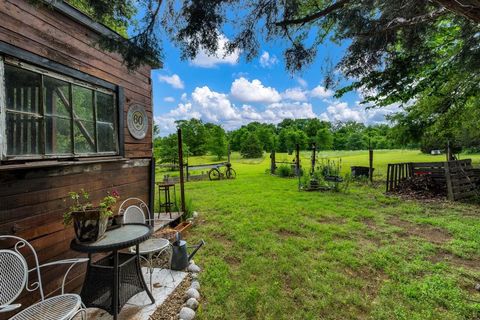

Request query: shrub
[{"left": 277, "top": 164, "right": 295, "bottom": 177}]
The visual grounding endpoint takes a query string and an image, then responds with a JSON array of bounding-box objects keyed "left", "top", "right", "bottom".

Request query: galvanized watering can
[{"left": 171, "top": 234, "right": 205, "bottom": 270}]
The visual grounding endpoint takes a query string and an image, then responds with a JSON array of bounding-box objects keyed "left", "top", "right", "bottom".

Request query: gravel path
[{"left": 150, "top": 276, "right": 192, "bottom": 320}]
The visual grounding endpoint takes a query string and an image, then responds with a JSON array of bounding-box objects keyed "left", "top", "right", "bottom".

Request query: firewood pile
[{"left": 393, "top": 174, "right": 446, "bottom": 199}]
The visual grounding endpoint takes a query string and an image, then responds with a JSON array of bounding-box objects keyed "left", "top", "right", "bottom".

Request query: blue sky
[{"left": 150, "top": 22, "right": 398, "bottom": 136}]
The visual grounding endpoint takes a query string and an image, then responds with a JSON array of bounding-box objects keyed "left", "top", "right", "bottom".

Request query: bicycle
[{"left": 208, "top": 163, "right": 236, "bottom": 180}]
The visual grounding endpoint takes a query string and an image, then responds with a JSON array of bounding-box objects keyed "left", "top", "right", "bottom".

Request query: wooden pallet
[{"left": 386, "top": 159, "right": 479, "bottom": 201}]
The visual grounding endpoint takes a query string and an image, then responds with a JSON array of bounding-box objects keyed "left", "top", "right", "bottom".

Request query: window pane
[
  {"left": 5, "top": 65, "right": 41, "bottom": 114},
  {"left": 45, "top": 117, "right": 72, "bottom": 154},
  {"left": 44, "top": 76, "right": 70, "bottom": 118},
  {"left": 96, "top": 92, "right": 114, "bottom": 123},
  {"left": 74, "top": 121, "right": 96, "bottom": 154},
  {"left": 97, "top": 122, "right": 116, "bottom": 152},
  {"left": 72, "top": 85, "right": 93, "bottom": 121},
  {"left": 6, "top": 112, "right": 41, "bottom": 155}
]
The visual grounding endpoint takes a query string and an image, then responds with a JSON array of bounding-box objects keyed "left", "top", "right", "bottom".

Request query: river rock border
[{"left": 179, "top": 260, "right": 202, "bottom": 320}]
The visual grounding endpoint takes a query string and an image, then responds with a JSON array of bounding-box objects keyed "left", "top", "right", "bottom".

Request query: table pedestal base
[{"left": 81, "top": 252, "right": 155, "bottom": 318}]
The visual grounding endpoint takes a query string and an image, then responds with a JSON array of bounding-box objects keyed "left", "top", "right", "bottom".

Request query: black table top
[{"left": 70, "top": 223, "right": 152, "bottom": 253}]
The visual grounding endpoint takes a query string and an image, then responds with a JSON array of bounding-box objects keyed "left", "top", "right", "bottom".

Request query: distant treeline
[{"left": 154, "top": 118, "right": 411, "bottom": 161}]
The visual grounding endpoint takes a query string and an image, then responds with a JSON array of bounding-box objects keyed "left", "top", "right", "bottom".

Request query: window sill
[{"left": 0, "top": 156, "right": 129, "bottom": 171}]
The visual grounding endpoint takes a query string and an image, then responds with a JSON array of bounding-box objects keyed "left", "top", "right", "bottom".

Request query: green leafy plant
[
  {"left": 63, "top": 189, "right": 120, "bottom": 225},
  {"left": 317, "top": 158, "right": 342, "bottom": 178},
  {"left": 277, "top": 164, "right": 295, "bottom": 177},
  {"left": 173, "top": 197, "right": 195, "bottom": 220}
]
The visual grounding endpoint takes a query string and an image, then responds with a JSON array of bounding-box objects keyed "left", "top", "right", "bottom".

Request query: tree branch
[
  {"left": 275, "top": 0, "right": 351, "bottom": 27},
  {"left": 432, "top": 0, "right": 480, "bottom": 22},
  {"left": 354, "top": 7, "right": 447, "bottom": 37}
]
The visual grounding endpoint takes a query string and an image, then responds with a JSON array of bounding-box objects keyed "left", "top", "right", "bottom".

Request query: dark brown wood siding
[
  {"left": 0, "top": 0, "right": 154, "bottom": 158},
  {"left": 0, "top": 1, "right": 155, "bottom": 317}
]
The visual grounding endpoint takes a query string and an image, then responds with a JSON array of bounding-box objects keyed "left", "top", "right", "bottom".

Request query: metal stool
[{"left": 157, "top": 182, "right": 177, "bottom": 219}]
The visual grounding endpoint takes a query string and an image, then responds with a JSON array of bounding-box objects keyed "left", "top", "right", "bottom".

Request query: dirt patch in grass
[
  {"left": 318, "top": 216, "right": 347, "bottom": 224},
  {"left": 276, "top": 227, "right": 303, "bottom": 238},
  {"left": 429, "top": 250, "right": 480, "bottom": 270},
  {"left": 387, "top": 216, "right": 452, "bottom": 244},
  {"left": 224, "top": 255, "right": 242, "bottom": 266},
  {"left": 210, "top": 231, "right": 234, "bottom": 247},
  {"left": 361, "top": 217, "right": 377, "bottom": 230},
  {"left": 150, "top": 275, "right": 192, "bottom": 320},
  {"left": 344, "top": 266, "right": 388, "bottom": 299}
]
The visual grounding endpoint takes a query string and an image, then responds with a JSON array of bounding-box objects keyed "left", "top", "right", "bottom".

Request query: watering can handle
[{"left": 187, "top": 239, "right": 205, "bottom": 261}]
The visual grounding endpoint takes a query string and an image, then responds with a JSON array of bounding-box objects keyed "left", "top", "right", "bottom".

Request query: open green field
[{"left": 158, "top": 150, "right": 480, "bottom": 319}]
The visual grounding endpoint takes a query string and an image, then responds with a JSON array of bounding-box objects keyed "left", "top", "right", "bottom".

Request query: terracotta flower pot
[{"left": 71, "top": 209, "right": 109, "bottom": 244}]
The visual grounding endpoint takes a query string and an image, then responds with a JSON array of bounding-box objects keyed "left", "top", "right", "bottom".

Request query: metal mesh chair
[
  {"left": 119, "top": 198, "right": 174, "bottom": 290},
  {"left": 0, "top": 235, "right": 88, "bottom": 320}
]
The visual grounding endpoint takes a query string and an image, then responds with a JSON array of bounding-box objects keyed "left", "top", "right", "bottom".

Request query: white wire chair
[
  {"left": 0, "top": 235, "right": 88, "bottom": 320},
  {"left": 118, "top": 198, "right": 174, "bottom": 290}
]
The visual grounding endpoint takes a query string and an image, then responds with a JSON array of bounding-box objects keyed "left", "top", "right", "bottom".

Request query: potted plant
[{"left": 64, "top": 189, "right": 120, "bottom": 243}]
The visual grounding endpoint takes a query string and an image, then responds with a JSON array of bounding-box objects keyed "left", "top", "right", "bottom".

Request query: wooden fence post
[
  {"left": 311, "top": 143, "right": 316, "bottom": 175},
  {"left": 270, "top": 150, "right": 276, "bottom": 174},
  {"left": 445, "top": 161, "right": 454, "bottom": 201},
  {"left": 369, "top": 148, "right": 374, "bottom": 183},
  {"left": 177, "top": 128, "right": 186, "bottom": 216},
  {"left": 295, "top": 144, "right": 300, "bottom": 177}
]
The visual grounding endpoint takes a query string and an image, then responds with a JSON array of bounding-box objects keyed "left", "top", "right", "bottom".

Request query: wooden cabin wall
[
  {"left": 0, "top": 0, "right": 153, "bottom": 158},
  {"left": 0, "top": 1, "right": 155, "bottom": 316}
]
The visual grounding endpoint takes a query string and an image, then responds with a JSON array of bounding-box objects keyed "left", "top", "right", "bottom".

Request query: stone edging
[{"left": 179, "top": 261, "right": 202, "bottom": 320}]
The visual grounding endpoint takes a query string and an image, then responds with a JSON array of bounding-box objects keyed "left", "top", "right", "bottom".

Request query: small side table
[
  {"left": 71, "top": 224, "right": 154, "bottom": 320},
  {"left": 157, "top": 182, "right": 177, "bottom": 219}
]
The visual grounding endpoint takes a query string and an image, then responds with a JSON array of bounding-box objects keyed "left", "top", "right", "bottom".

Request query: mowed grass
[{"left": 158, "top": 150, "right": 480, "bottom": 319}]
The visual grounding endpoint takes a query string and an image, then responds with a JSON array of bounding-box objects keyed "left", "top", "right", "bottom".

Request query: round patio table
[{"left": 70, "top": 223, "right": 154, "bottom": 320}]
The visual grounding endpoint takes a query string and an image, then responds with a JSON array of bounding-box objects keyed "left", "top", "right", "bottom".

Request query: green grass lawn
[{"left": 158, "top": 150, "right": 480, "bottom": 319}]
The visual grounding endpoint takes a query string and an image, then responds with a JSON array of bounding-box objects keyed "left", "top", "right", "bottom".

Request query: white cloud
[
  {"left": 230, "top": 77, "right": 281, "bottom": 103},
  {"left": 322, "top": 102, "right": 364, "bottom": 123},
  {"left": 311, "top": 85, "right": 334, "bottom": 99},
  {"left": 163, "top": 96, "right": 175, "bottom": 103},
  {"left": 191, "top": 86, "right": 241, "bottom": 122},
  {"left": 282, "top": 87, "right": 308, "bottom": 101},
  {"left": 241, "top": 105, "right": 263, "bottom": 121},
  {"left": 296, "top": 77, "right": 308, "bottom": 88},
  {"left": 265, "top": 102, "right": 317, "bottom": 120},
  {"left": 320, "top": 101, "right": 401, "bottom": 124},
  {"left": 259, "top": 51, "right": 278, "bottom": 68},
  {"left": 158, "top": 74, "right": 184, "bottom": 89},
  {"left": 191, "top": 34, "right": 240, "bottom": 68},
  {"left": 155, "top": 79, "right": 400, "bottom": 136}
]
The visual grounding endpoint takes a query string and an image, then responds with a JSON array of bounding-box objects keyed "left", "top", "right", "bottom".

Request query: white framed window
[{"left": 0, "top": 57, "right": 119, "bottom": 161}]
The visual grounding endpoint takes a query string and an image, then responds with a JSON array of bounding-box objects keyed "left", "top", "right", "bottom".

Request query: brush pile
[{"left": 394, "top": 174, "right": 446, "bottom": 199}]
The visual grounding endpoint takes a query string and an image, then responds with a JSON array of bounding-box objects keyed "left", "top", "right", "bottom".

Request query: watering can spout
[{"left": 188, "top": 239, "right": 205, "bottom": 261}]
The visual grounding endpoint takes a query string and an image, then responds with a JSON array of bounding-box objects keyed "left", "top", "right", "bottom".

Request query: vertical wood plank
[
  {"left": 394, "top": 164, "right": 398, "bottom": 190},
  {"left": 271, "top": 150, "right": 276, "bottom": 175},
  {"left": 445, "top": 161, "right": 454, "bottom": 201},
  {"left": 0, "top": 56, "right": 5, "bottom": 159},
  {"left": 178, "top": 128, "right": 186, "bottom": 215},
  {"left": 369, "top": 149, "right": 373, "bottom": 183},
  {"left": 386, "top": 164, "right": 391, "bottom": 192}
]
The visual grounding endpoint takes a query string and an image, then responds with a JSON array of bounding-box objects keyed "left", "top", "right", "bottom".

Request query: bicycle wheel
[
  {"left": 226, "top": 168, "right": 237, "bottom": 179},
  {"left": 209, "top": 168, "right": 221, "bottom": 180}
]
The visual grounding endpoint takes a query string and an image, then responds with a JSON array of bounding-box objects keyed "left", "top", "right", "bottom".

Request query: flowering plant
[{"left": 63, "top": 189, "right": 120, "bottom": 225}]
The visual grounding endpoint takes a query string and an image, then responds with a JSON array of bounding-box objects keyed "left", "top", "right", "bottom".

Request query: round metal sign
[{"left": 127, "top": 104, "right": 149, "bottom": 140}]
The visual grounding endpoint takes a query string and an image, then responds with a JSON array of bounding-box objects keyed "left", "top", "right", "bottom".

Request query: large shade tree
[{"left": 50, "top": 0, "right": 480, "bottom": 147}]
